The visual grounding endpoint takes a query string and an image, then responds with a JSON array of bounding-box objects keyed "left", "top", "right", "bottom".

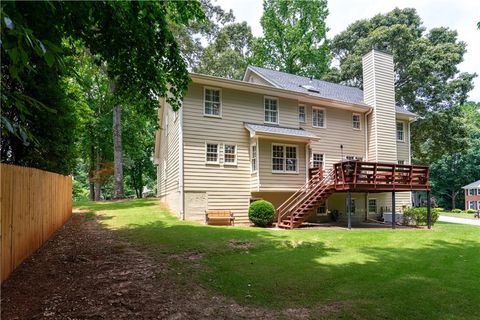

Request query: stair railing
[{"left": 277, "top": 169, "right": 334, "bottom": 226}]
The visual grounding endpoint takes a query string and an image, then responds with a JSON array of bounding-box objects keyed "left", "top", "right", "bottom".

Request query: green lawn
[
  {"left": 75, "top": 199, "right": 480, "bottom": 319},
  {"left": 440, "top": 211, "right": 477, "bottom": 219}
]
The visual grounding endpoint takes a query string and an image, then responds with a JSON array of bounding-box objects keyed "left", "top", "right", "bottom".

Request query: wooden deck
[{"left": 333, "top": 161, "right": 430, "bottom": 192}]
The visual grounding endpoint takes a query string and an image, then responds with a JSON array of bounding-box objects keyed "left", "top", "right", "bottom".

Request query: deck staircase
[{"left": 276, "top": 169, "right": 335, "bottom": 229}]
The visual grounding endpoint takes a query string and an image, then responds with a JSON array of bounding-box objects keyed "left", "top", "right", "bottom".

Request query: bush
[
  {"left": 466, "top": 209, "right": 476, "bottom": 214},
  {"left": 451, "top": 208, "right": 463, "bottom": 213},
  {"left": 435, "top": 207, "right": 444, "bottom": 212},
  {"left": 403, "top": 207, "right": 439, "bottom": 226},
  {"left": 249, "top": 200, "right": 275, "bottom": 227}
]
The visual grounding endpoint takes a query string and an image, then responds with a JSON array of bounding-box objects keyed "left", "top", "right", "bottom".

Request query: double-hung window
[
  {"left": 272, "top": 144, "right": 298, "bottom": 173},
  {"left": 224, "top": 144, "right": 237, "bottom": 165},
  {"left": 298, "top": 105, "right": 306, "bottom": 123},
  {"left": 312, "top": 107, "right": 325, "bottom": 128},
  {"left": 264, "top": 97, "right": 278, "bottom": 124},
  {"left": 368, "top": 199, "right": 377, "bottom": 213},
  {"left": 468, "top": 201, "right": 475, "bottom": 210},
  {"left": 398, "top": 160, "right": 405, "bottom": 165},
  {"left": 312, "top": 153, "right": 324, "bottom": 169},
  {"left": 396, "top": 121, "right": 405, "bottom": 142},
  {"left": 352, "top": 113, "right": 361, "bottom": 130},
  {"left": 204, "top": 87, "right": 221, "bottom": 117},
  {"left": 251, "top": 145, "right": 257, "bottom": 172},
  {"left": 468, "top": 189, "right": 475, "bottom": 196},
  {"left": 205, "top": 143, "right": 219, "bottom": 163}
]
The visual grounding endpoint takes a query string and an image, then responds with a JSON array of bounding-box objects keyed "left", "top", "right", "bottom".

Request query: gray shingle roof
[
  {"left": 247, "top": 66, "right": 416, "bottom": 117},
  {"left": 244, "top": 122, "right": 319, "bottom": 140},
  {"left": 462, "top": 180, "right": 480, "bottom": 189}
]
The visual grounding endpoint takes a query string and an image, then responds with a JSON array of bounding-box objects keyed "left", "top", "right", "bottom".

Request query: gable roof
[
  {"left": 244, "top": 66, "right": 416, "bottom": 117},
  {"left": 462, "top": 179, "right": 480, "bottom": 189}
]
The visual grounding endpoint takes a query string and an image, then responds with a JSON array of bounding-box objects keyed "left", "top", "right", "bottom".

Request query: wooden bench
[{"left": 206, "top": 210, "right": 235, "bottom": 226}]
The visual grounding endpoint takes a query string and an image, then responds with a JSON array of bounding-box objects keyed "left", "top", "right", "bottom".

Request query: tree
[
  {"left": 429, "top": 102, "right": 480, "bottom": 209},
  {"left": 251, "top": 0, "right": 330, "bottom": 79},
  {"left": 64, "top": 1, "right": 205, "bottom": 198},
  {"left": 195, "top": 22, "right": 253, "bottom": 79},
  {"left": 327, "top": 8, "right": 476, "bottom": 163}
]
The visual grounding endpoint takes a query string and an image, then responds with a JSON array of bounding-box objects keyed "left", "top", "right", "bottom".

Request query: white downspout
[{"left": 179, "top": 105, "right": 185, "bottom": 220}]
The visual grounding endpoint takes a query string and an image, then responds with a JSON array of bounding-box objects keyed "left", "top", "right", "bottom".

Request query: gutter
[{"left": 179, "top": 104, "right": 185, "bottom": 220}]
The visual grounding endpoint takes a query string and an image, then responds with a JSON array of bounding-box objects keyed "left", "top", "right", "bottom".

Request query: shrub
[
  {"left": 466, "top": 209, "right": 476, "bottom": 214},
  {"left": 249, "top": 200, "right": 275, "bottom": 227},
  {"left": 403, "top": 207, "right": 439, "bottom": 226},
  {"left": 435, "top": 207, "right": 444, "bottom": 212},
  {"left": 451, "top": 208, "right": 463, "bottom": 213}
]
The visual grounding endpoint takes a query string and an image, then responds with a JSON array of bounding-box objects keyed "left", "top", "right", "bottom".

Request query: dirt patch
[{"left": 1, "top": 212, "right": 350, "bottom": 319}]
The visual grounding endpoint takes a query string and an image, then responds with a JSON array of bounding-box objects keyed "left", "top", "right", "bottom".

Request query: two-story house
[
  {"left": 154, "top": 49, "right": 422, "bottom": 226},
  {"left": 462, "top": 180, "right": 480, "bottom": 210}
]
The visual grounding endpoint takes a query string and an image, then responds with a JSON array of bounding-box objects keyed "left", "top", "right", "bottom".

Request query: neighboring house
[
  {"left": 462, "top": 180, "right": 480, "bottom": 210},
  {"left": 154, "top": 49, "right": 420, "bottom": 226}
]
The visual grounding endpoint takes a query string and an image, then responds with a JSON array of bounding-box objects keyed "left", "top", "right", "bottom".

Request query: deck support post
[
  {"left": 391, "top": 191, "right": 396, "bottom": 229},
  {"left": 427, "top": 190, "right": 431, "bottom": 229},
  {"left": 347, "top": 190, "right": 352, "bottom": 230}
]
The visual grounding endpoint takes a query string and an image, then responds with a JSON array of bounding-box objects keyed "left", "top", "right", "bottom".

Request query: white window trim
[
  {"left": 311, "top": 153, "right": 325, "bottom": 170},
  {"left": 205, "top": 142, "right": 220, "bottom": 164},
  {"left": 223, "top": 143, "right": 238, "bottom": 166},
  {"left": 468, "top": 201, "right": 475, "bottom": 209},
  {"left": 468, "top": 188, "right": 475, "bottom": 196},
  {"left": 368, "top": 198, "right": 377, "bottom": 214},
  {"left": 271, "top": 143, "right": 298, "bottom": 174},
  {"left": 352, "top": 113, "right": 361, "bottom": 130},
  {"left": 251, "top": 144, "right": 257, "bottom": 173},
  {"left": 396, "top": 121, "right": 405, "bottom": 142},
  {"left": 203, "top": 86, "right": 222, "bottom": 118},
  {"left": 312, "top": 106, "right": 327, "bottom": 128},
  {"left": 298, "top": 104, "right": 306, "bottom": 123},
  {"left": 264, "top": 96, "right": 279, "bottom": 124}
]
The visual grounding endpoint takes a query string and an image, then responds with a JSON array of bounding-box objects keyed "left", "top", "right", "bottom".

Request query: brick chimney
[{"left": 362, "top": 49, "right": 397, "bottom": 163}]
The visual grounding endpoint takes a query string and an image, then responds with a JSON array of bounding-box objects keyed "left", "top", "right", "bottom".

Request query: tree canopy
[{"left": 251, "top": 0, "right": 330, "bottom": 79}]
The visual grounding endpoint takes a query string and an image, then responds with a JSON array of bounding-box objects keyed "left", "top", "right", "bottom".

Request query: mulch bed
[{"left": 1, "top": 213, "right": 317, "bottom": 319}]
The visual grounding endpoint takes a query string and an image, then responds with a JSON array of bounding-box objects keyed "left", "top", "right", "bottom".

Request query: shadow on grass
[
  {"left": 82, "top": 199, "right": 480, "bottom": 319},
  {"left": 74, "top": 198, "right": 158, "bottom": 211}
]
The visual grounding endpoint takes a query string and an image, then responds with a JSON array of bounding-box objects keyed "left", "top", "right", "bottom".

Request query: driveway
[{"left": 439, "top": 215, "right": 480, "bottom": 226}]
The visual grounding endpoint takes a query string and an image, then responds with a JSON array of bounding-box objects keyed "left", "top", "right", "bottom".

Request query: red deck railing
[{"left": 333, "top": 161, "right": 430, "bottom": 191}]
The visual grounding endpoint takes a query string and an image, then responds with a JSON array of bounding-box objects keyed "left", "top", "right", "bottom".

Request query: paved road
[{"left": 438, "top": 215, "right": 480, "bottom": 226}]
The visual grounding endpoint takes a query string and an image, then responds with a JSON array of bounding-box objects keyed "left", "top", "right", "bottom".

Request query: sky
[{"left": 216, "top": 0, "right": 480, "bottom": 101}]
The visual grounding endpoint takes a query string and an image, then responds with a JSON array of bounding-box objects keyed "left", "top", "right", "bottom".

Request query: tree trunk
[
  {"left": 112, "top": 104, "right": 124, "bottom": 199},
  {"left": 451, "top": 191, "right": 457, "bottom": 210},
  {"left": 94, "top": 148, "right": 101, "bottom": 201},
  {"left": 88, "top": 127, "right": 95, "bottom": 201}
]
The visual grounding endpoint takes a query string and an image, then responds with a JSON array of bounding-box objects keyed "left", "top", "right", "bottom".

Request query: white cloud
[{"left": 215, "top": 0, "right": 480, "bottom": 101}]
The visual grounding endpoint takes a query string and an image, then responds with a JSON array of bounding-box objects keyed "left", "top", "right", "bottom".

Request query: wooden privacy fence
[{"left": 1, "top": 164, "right": 72, "bottom": 283}]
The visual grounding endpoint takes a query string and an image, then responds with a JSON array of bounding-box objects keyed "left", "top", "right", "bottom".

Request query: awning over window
[{"left": 244, "top": 122, "right": 319, "bottom": 141}]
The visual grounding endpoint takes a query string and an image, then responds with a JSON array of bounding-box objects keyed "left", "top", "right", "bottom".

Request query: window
[
  {"left": 398, "top": 160, "right": 405, "bottom": 165},
  {"left": 346, "top": 198, "right": 356, "bottom": 213},
  {"left": 368, "top": 199, "right": 377, "bottom": 213},
  {"left": 204, "top": 88, "right": 221, "bottom": 117},
  {"left": 468, "top": 189, "right": 475, "bottom": 196},
  {"left": 205, "top": 143, "right": 219, "bottom": 163},
  {"left": 264, "top": 97, "right": 278, "bottom": 124},
  {"left": 312, "top": 107, "right": 325, "bottom": 128},
  {"left": 346, "top": 155, "right": 363, "bottom": 161},
  {"left": 352, "top": 113, "right": 361, "bottom": 130},
  {"left": 224, "top": 144, "right": 237, "bottom": 165},
  {"left": 468, "top": 201, "right": 475, "bottom": 210},
  {"left": 312, "top": 153, "right": 324, "bottom": 169},
  {"left": 272, "top": 144, "right": 297, "bottom": 173},
  {"left": 251, "top": 145, "right": 257, "bottom": 172},
  {"left": 316, "top": 202, "right": 327, "bottom": 216},
  {"left": 298, "top": 105, "right": 306, "bottom": 123},
  {"left": 396, "top": 121, "right": 405, "bottom": 141}
]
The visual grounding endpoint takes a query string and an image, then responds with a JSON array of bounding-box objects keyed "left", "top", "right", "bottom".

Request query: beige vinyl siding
[
  {"left": 246, "top": 73, "right": 274, "bottom": 86},
  {"left": 301, "top": 105, "right": 366, "bottom": 168},
  {"left": 182, "top": 83, "right": 302, "bottom": 223},
  {"left": 362, "top": 50, "right": 397, "bottom": 162},
  {"left": 396, "top": 118, "right": 410, "bottom": 164},
  {"left": 157, "top": 101, "right": 181, "bottom": 216},
  {"left": 257, "top": 138, "right": 307, "bottom": 191}
]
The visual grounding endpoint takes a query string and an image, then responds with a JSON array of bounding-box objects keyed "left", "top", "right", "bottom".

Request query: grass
[
  {"left": 75, "top": 199, "right": 480, "bottom": 319},
  {"left": 440, "top": 211, "right": 477, "bottom": 220}
]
